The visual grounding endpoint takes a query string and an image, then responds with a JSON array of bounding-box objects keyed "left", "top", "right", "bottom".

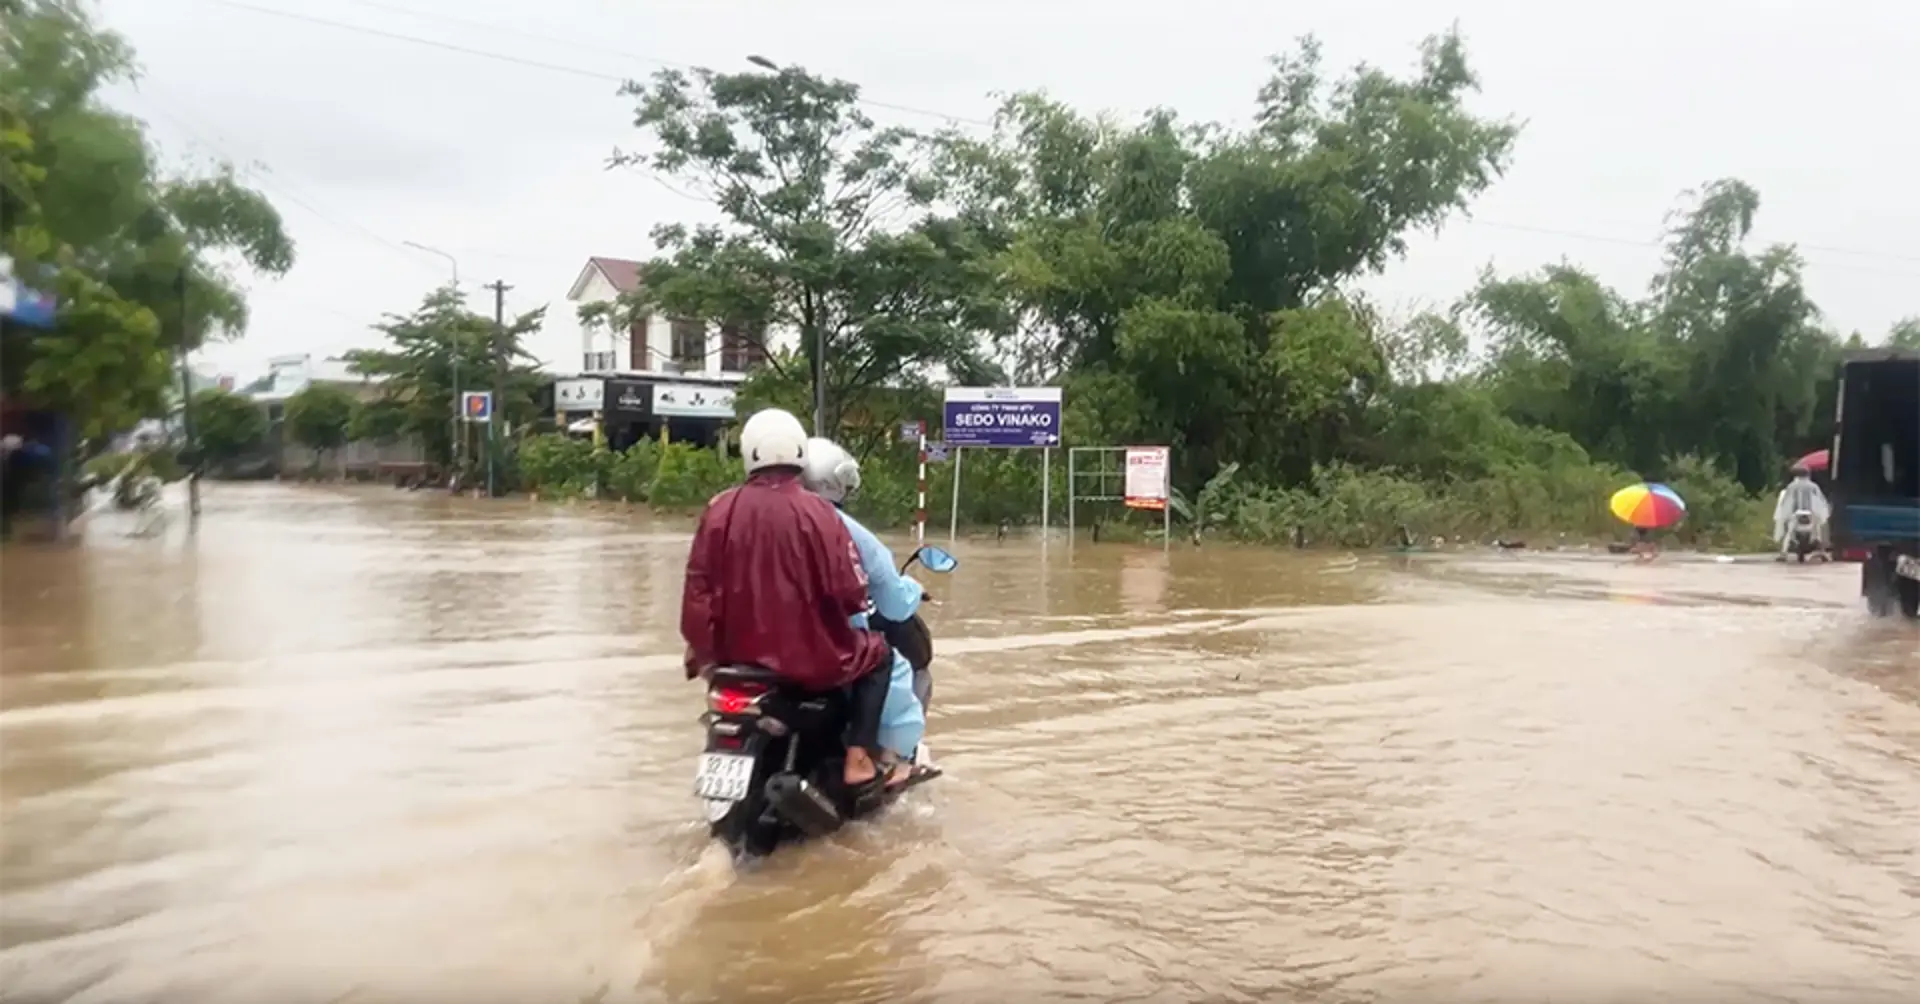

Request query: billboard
[
  {"left": 941, "top": 386, "right": 1061, "bottom": 448},
  {"left": 1124, "top": 446, "right": 1170, "bottom": 510}
]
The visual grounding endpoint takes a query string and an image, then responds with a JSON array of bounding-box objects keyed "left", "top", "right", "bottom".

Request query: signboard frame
[
  {"left": 1068, "top": 445, "right": 1173, "bottom": 551},
  {"left": 936, "top": 386, "right": 1064, "bottom": 545},
  {"left": 941, "top": 386, "right": 1062, "bottom": 449},
  {"left": 1123, "top": 446, "right": 1171, "bottom": 511}
]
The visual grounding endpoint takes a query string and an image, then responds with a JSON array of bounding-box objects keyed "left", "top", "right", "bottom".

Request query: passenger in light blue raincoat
[{"left": 800, "top": 438, "right": 926, "bottom": 780}]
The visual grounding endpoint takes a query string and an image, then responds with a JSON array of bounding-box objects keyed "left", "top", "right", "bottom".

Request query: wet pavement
[{"left": 2, "top": 482, "right": 1917, "bottom": 1003}]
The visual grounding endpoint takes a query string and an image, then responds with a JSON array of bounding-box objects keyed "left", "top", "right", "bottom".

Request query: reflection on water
[{"left": 2, "top": 482, "right": 1917, "bottom": 1003}]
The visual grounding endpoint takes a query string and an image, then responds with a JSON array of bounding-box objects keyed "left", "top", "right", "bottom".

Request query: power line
[
  {"left": 132, "top": 86, "right": 444, "bottom": 279},
  {"left": 331, "top": 0, "right": 989, "bottom": 127},
  {"left": 190, "top": 0, "right": 1920, "bottom": 278},
  {"left": 205, "top": 0, "right": 991, "bottom": 127},
  {"left": 176, "top": 0, "right": 1920, "bottom": 284}
]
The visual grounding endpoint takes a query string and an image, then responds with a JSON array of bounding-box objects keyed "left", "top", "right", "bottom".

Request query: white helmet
[
  {"left": 740, "top": 408, "right": 809, "bottom": 474},
  {"left": 800, "top": 437, "right": 861, "bottom": 504}
]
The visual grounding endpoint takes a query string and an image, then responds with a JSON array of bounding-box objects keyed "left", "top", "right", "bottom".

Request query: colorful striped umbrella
[{"left": 1609, "top": 482, "right": 1687, "bottom": 529}]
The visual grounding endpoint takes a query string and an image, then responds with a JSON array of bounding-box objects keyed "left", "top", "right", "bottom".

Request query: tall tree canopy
[
  {"left": 933, "top": 29, "right": 1520, "bottom": 484},
  {"left": 603, "top": 62, "right": 1009, "bottom": 436},
  {"left": 0, "top": 0, "right": 294, "bottom": 440},
  {"left": 345, "top": 286, "right": 546, "bottom": 468}
]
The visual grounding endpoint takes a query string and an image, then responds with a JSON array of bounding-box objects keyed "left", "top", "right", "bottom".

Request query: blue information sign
[
  {"left": 941, "top": 387, "right": 1062, "bottom": 448},
  {"left": 462, "top": 391, "right": 493, "bottom": 423}
]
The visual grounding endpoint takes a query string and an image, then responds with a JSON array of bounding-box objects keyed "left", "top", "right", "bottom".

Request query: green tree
[
  {"left": 1649, "top": 179, "right": 1829, "bottom": 488},
  {"left": 1888, "top": 317, "right": 1920, "bottom": 350},
  {"left": 0, "top": 0, "right": 293, "bottom": 444},
  {"left": 1461, "top": 180, "right": 1834, "bottom": 490},
  {"left": 347, "top": 397, "right": 409, "bottom": 444},
  {"left": 283, "top": 383, "right": 356, "bottom": 468},
  {"left": 936, "top": 28, "right": 1517, "bottom": 486},
  {"left": 189, "top": 387, "right": 266, "bottom": 466},
  {"left": 605, "top": 62, "right": 1008, "bottom": 437},
  {"left": 344, "top": 286, "right": 546, "bottom": 469}
]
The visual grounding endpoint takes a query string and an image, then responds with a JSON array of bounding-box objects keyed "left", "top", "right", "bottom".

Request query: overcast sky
[{"left": 96, "top": 0, "right": 1920, "bottom": 379}]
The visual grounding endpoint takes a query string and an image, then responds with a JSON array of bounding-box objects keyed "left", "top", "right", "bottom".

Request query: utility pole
[
  {"left": 483, "top": 279, "right": 512, "bottom": 498},
  {"left": 175, "top": 268, "right": 201, "bottom": 522}
]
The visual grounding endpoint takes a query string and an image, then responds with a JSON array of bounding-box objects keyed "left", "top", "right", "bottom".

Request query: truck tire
[{"left": 1864, "top": 553, "right": 1898, "bottom": 618}]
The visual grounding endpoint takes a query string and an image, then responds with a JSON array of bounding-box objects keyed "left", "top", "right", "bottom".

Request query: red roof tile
[{"left": 588, "top": 256, "right": 644, "bottom": 293}]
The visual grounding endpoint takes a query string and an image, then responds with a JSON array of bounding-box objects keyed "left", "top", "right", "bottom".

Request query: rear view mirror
[{"left": 915, "top": 546, "right": 959, "bottom": 573}]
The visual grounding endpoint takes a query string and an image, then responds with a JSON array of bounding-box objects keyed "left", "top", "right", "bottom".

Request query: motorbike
[
  {"left": 1785, "top": 509, "right": 1824, "bottom": 562},
  {"left": 695, "top": 544, "right": 959, "bottom": 859}
]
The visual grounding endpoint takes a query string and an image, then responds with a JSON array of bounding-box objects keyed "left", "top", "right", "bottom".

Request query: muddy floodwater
[{"left": 3, "top": 483, "right": 1918, "bottom": 1003}]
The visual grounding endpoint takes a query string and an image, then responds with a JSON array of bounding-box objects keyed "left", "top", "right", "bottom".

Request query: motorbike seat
[{"left": 710, "top": 665, "right": 781, "bottom": 686}]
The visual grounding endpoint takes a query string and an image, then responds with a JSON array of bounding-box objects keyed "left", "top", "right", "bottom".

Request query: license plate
[
  {"left": 693, "top": 752, "right": 755, "bottom": 802},
  {"left": 1897, "top": 555, "right": 1920, "bottom": 581}
]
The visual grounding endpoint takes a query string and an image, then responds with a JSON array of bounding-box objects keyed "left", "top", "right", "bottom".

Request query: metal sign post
[
  {"left": 948, "top": 447, "right": 963, "bottom": 545},
  {"left": 463, "top": 391, "right": 493, "bottom": 497}
]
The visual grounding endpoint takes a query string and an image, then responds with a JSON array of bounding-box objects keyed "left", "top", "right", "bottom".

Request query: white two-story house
[{"left": 556, "top": 256, "right": 799, "bottom": 449}]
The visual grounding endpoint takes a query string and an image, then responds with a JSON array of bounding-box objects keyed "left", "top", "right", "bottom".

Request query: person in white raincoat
[{"left": 1773, "top": 464, "right": 1831, "bottom": 559}]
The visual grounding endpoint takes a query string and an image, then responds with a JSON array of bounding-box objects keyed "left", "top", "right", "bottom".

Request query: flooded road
[{"left": 3, "top": 482, "right": 1918, "bottom": 1003}]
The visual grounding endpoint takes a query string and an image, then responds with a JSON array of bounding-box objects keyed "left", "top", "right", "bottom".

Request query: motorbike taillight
[{"left": 708, "top": 683, "right": 767, "bottom": 716}]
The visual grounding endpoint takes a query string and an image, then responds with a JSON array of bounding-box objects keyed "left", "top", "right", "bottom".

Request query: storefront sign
[
  {"left": 603, "top": 379, "right": 651, "bottom": 420},
  {"left": 554, "top": 377, "right": 604, "bottom": 412},
  {"left": 652, "top": 382, "right": 736, "bottom": 420}
]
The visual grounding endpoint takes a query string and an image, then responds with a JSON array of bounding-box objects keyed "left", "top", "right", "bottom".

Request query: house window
[
  {"left": 720, "top": 323, "right": 767, "bottom": 373},
  {"left": 670, "top": 318, "right": 705, "bottom": 369},
  {"left": 583, "top": 351, "right": 616, "bottom": 372}
]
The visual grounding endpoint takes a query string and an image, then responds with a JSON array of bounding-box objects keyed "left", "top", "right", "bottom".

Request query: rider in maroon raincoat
[{"left": 680, "top": 409, "right": 893, "bottom": 786}]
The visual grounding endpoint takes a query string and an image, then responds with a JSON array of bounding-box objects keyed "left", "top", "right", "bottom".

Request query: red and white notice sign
[{"left": 1123, "top": 446, "right": 1170, "bottom": 511}]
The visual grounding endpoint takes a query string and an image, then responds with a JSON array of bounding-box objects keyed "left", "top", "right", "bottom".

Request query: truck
[{"left": 1827, "top": 347, "right": 1920, "bottom": 619}]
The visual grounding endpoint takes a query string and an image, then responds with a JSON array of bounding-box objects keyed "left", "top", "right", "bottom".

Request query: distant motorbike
[
  {"left": 696, "top": 544, "right": 958, "bottom": 859},
  {"left": 1784, "top": 509, "right": 1824, "bottom": 563}
]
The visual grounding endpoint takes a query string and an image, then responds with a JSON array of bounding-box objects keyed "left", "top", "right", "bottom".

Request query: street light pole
[{"left": 402, "top": 241, "right": 464, "bottom": 478}]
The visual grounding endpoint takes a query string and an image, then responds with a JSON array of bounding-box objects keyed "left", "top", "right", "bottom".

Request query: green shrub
[
  {"left": 1661, "top": 453, "right": 1773, "bottom": 550},
  {"left": 606, "top": 439, "right": 659, "bottom": 502},
  {"left": 502, "top": 423, "right": 1780, "bottom": 552},
  {"left": 649, "top": 440, "right": 736, "bottom": 508},
  {"left": 516, "top": 434, "right": 604, "bottom": 499}
]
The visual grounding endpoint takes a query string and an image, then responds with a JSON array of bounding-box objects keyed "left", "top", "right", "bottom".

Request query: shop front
[
  {"left": 582, "top": 376, "right": 739, "bottom": 451},
  {"left": 650, "top": 382, "right": 736, "bottom": 448},
  {"left": 602, "top": 378, "right": 653, "bottom": 450},
  {"left": 552, "top": 376, "right": 605, "bottom": 439}
]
